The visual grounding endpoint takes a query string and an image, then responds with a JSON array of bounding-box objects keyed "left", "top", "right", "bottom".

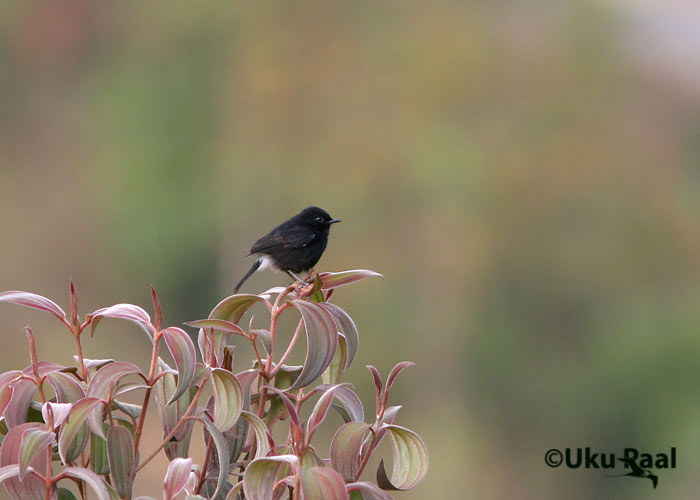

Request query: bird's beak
[{"left": 329, "top": 219, "right": 341, "bottom": 224}]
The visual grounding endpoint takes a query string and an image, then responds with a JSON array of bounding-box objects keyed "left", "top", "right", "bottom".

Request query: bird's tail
[{"left": 234, "top": 259, "right": 261, "bottom": 294}]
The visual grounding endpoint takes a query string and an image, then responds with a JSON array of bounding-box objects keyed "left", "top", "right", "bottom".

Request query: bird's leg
[{"left": 286, "top": 270, "right": 308, "bottom": 287}]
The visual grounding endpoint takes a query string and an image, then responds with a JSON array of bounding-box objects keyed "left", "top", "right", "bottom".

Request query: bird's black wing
[{"left": 249, "top": 224, "right": 316, "bottom": 255}]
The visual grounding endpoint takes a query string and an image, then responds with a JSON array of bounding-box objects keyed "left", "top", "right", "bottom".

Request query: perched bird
[{"left": 233, "top": 206, "right": 341, "bottom": 293}]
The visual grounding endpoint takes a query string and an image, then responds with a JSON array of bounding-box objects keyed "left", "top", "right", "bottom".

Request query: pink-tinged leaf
[
  {"left": 320, "top": 303, "right": 359, "bottom": 369},
  {"left": 22, "top": 361, "right": 64, "bottom": 379},
  {"left": 0, "top": 291, "right": 67, "bottom": 322},
  {"left": 242, "top": 455, "right": 297, "bottom": 500},
  {"left": 18, "top": 428, "right": 54, "bottom": 479},
  {"left": 46, "top": 372, "right": 85, "bottom": 404},
  {"left": 58, "top": 398, "right": 102, "bottom": 464},
  {"left": 375, "top": 425, "right": 428, "bottom": 491},
  {"left": 153, "top": 370, "right": 197, "bottom": 460},
  {"left": 0, "top": 464, "right": 21, "bottom": 485},
  {"left": 262, "top": 387, "right": 300, "bottom": 433},
  {"left": 185, "top": 319, "right": 247, "bottom": 337},
  {"left": 240, "top": 411, "right": 273, "bottom": 460},
  {"left": 0, "top": 385, "right": 13, "bottom": 417},
  {"left": 1, "top": 423, "right": 48, "bottom": 499},
  {"left": 346, "top": 482, "right": 395, "bottom": 500},
  {"left": 208, "top": 294, "right": 267, "bottom": 324},
  {"left": 331, "top": 422, "right": 372, "bottom": 482},
  {"left": 287, "top": 301, "right": 338, "bottom": 391},
  {"left": 42, "top": 402, "right": 72, "bottom": 429},
  {"left": 382, "top": 362, "right": 414, "bottom": 411},
  {"left": 319, "top": 270, "right": 383, "bottom": 290},
  {"left": 5, "top": 379, "right": 36, "bottom": 429},
  {"left": 225, "top": 481, "right": 244, "bottom": 500},
  {"left": 60, "top": 467, "right": 110, "bottom": 500},
  {"left": 367, "top": 366, "right": 383, "bottom": 414},
  {"left": 306, "top": 384, "right": 350, "bottom": 443},
  {"left": 300, "top": 466, "right": 349, "bottom": 500},
  {"left": 315, "top": 385, "right": 364, "bottom": 424},
  {"left": 162, "top": 327, "right": 196, "bottom": 404},
  {"left": 163, "top": 458, "right": 192, "bottom": 500},
  {"left": 209, "top": 369, "right": 244, "bottom": 432},
  {"left": 107, "top": 426, "right": 134, "bottom": 499},
  {"left": 88, "top": 304, "right": 152, "bottom": 338},
  {"left": 86, "top": 362, "right": 143, "bottom": 439},
  {"left": 197, "top": 417, "right": 230, "bottom": 499}
]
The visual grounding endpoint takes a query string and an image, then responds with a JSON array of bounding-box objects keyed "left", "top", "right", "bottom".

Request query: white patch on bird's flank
[{"left": 256, "top": 255, "right": 279, "bottom": 272}]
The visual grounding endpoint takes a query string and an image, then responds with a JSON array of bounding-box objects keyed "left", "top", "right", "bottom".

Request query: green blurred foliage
[{"left": 1, "top": 0, "right": 699, "bottom": 498}]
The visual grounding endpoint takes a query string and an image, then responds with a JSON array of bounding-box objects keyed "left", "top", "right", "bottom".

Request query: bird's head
[{"left": 300, "top": 206, "right": 341, "bottom": 229}]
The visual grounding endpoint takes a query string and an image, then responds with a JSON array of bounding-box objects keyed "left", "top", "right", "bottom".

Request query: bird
[
  {"left": 605, "top": 457, "right": 658, "bottom": 489},
  {"left": 233, "top": 206, "right": 341, "bottom": 293}
]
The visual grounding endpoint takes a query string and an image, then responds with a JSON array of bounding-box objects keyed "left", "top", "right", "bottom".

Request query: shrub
[{"left": 0, "top": 270, "right": 428, "bottom": 500}]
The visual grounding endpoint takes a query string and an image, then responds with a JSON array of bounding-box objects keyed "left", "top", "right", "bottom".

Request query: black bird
[
  {"left": 605, "top": 457, "right": 658, "bottom": 489},
  {"left": 233, "top": 206, "right": 341, "bottom": 293}
]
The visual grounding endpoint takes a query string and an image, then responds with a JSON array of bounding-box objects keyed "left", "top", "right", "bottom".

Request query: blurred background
[{"left": 1, "top": 0, "right": 700, "bottom": 498}]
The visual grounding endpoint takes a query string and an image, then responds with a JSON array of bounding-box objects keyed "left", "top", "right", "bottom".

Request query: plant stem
[
  {"left": 270, "top": 319, "right": 303, "bottom": 378},
  {"left": 132, "top": 331, "right": 161, "bottom": 458},
  {"left": 195, "top": 435, "right": 215, "bottom": 494},
  {"left": 135, "top": 378, "right": 207, "bottom": 472}
]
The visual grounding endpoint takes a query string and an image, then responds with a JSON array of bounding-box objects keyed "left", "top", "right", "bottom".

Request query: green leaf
[
  {"left": 61, "top": 467, "right": 111, "bottom": 500},
  {"left": 322, "top": 333, "right": 347, "bottom": 385},
  {"left": 91, "top": 430, "right": 110, "bottom": 475},
  {"left": 375, "top": 425, "right": 428, "bottom": 490},
  {"left": 210, "top": 369, "right": 244, "bottom": 432},
  {"left": 318, "top": 270, "right": 383, "bottom": 290},
  {"left": 86, "top": 362, "right": 144, "bottom": 439},
  {"left": 58, "top": 487, "right": 80, "bottom": 500},
  {"left": 306, "top": 384, "right": 350, "bottom": 443},
  {"left": 208, "top": 294, "right": 266, "bottom": 324},
  {"left": 331, "top": 422, "right": 372, "bottom": 482},
  {"left": 242, "top": 455, "right": 296, "bottom": 500},
  {"left": 185, "top": 319, "right": 247, "bottom": 337},
  {"left": 300, "top": 466, "right": 349, "bottom": 500},
  {"left": 107, "top": 426, "right": 134, "bottom": 499},
  {"left": 162, "top": 327, "right": 197, "bottom": 404},
  {"left": 153, "top": 368, "right": 197, "bottom": 460},
  {"left": 163, "top": 457, "right": 192, "bottom": 500},
  {"left": 58, "top": 397, "right": 102, "bottom": 464},
  {"left": 287, "top": 301, "right": 338, "bottom": 391}
]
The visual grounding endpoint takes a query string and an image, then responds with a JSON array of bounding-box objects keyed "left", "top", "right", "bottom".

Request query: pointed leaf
[
  {"left": 87, "top": 362, "right": 143, "bottom": 439},
  {"left": 88, "top": 304, "right": 152, "bottom": 338},
  {"left": 153, "top": 370, "right": 197, "bottom": 460},
  {"left": 91, "top": 431, "right": 110, "bottom": 475},
  {"left": 0, "top": 464, "right": 21, "bottom": 484},
  {"left": 346, "top": 482, "right": 395, "bottom": 500},
  {"left": 162, "top": 327, "right": 196, "bottom": 404},
  {"left": 185, "top": 319, "right": 247, "bottom": 337},
  {"left": 367, "top": 366, "right": 383, "bottom": 413},
  {"left": 320, "top": 303, "right": 359, "bottom": 369},
  {"left": 331, "top": 422, "right": 372, "bottom": 482},
  {"left": 300, "top": 466, "right": 348, "bottom": 500},
  {"left": 0, "top": 291, "right": 67, "bottom": 322},
  {"left": 197, "top": 417, "right": 230, "bottom": 500},
  {"left": 375, "top": 426, "right": 428, "bottom": 490},
  {"left": 0, "top": 385, "right": 14, "bottom": 417},
  {"left": 107, "top": 426, "right": 134, "bottom": 499},
  {"left": 306, "top": 384, "right": 350, "bottom": 442},
  {"left": 58, "top": 398, "right": 102, "bottom": 464},
  {"left": 42, "top": 402, "right": 73, "bottom": 429},
  {"left": 210, "top": 369, "right": 244, "bottom": 432},
  {"left": 163, "top": 458, "right": 192, "bottom": 500},
  {"left": 19, "top": 428, "right": 54, "bottom": 479},
  {"left": 382, "top": 362, "right": 414, "bottom": 410},
  {"left": 318, "top": 270, "right": 383, "bottom": 290},
  {"left": 240, "top": 411, "right": 273, "bottom": 460},
  {"left": 287, "top": 301, "right": 338, "bottom": 391},
  {"left": 208, "top": 294, "right": 267, "bottom": 324},
  {"left": 61, "top": 467, "right": 110, "bottom": 500},
  {"left": 242, "top": 455, "right": 296, "bottom": 500}
]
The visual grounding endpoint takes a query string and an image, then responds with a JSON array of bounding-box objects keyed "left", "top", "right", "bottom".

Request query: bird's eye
[{"left": 316, "top": 217, "right": 324, "bottom": 222}]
